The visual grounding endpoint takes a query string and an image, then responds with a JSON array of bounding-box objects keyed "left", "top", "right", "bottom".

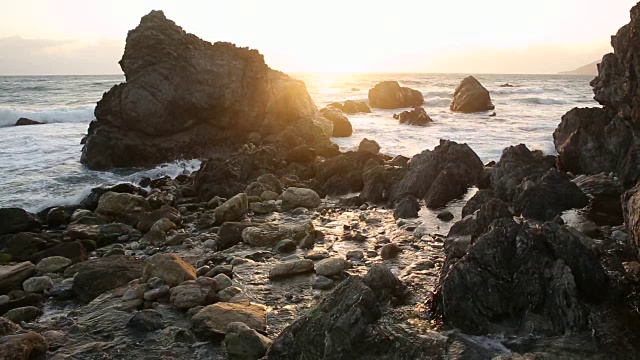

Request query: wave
[
  {"left": 492, "top": 87, "right": 545, "bottom": 95},
  {"left": 0, "top": 105, "right": 95, "bottom": 127},
  {"left": 518, "top": 97, "right": 569, "bottom": 105},
  {"left": 424, "top": 96, "right": 451, "bottom": 107}
]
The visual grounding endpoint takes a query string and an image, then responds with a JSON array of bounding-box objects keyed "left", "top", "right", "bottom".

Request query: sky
[{"left": 0, "top": 0, "right": 637, "bottom": 75}]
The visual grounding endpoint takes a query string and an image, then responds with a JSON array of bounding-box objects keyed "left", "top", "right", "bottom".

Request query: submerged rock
[
  {"left": 393, "top": 106, "right": 433, "bottom": 126},
  {"left": 450, "top": 76, "right": 495, "bottom": 113},
  {"left": 368, "top": 81, "right": 424, "bottom": 109},
  {"left": 81, "top": 10, "right": 332, "bottom": 169},
  {"left": 14, "top": 117, "right": 43, "bottom": 126}
]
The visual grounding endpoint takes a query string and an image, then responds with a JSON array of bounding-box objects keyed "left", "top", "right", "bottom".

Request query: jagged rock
[
  {"left": 450, "top": 76, "right": 495, "bottom": 113},
  {"left": 280, "top": 187, "right": 321, "bottom": 210},
  {"left": 0, "top": 331, "right": 48, "bottom": 359},
  {"left": 192, "top": 302, "right": 267, "bottom": 336},
  {"left": 360, "top": 164, "right": 406, "bottom": 204},
  {"left": 72, "top": 255, "right": 144, "bottom": 302},
  {"left": 513, "top": 168, "right": 589, "bottom": 221},
  {"left": 81, "top": 10, "right": 332, "bottom": 169},
  {"left": 267, "top": 264, "right": 410, "bottom": 359},
  {"left": 224, "top": 321, "right": 272, "bottom": 360},
  {"left": 393, "top": 106, "right": 433, "bottom": 126},
  {"left": 0, "top": 262, "right": 35, "bottom": 295},
  {"left": 142, "top": 253, "right": 196, "bottom": 288},
  {"left": 461, "top": 189, "right": 496, "bottom": 218},
  {"left": 320, "top": 107, "right": 352, "bottom": 137},
  {"left": 316, "top": 151, "right": 383, "bottom": 195},
  {"left": 491, "top": 144, "right": 555, "bottom": 202},
  {"left": 431, "top": 219, "right": 608, "bottom": 336},
  {"left": 623, "top": 184, "right": 640, "bottom": 250},
  {"left": 242, "top": 221, "right": 314, "bottom": 247},
  {"left": 390, "top": 140, "right": 483, "bottom": 208},
  {"left": 0, "top": 208, "right": 41, "bottom": 236},
  {"left": 95, "top": 192, "right": 150, "bottom": 225},
  {"left": 368, "top": 81, "right": 424, "bottom": 109},
  {"left": 357, "top": 138, "right": 381, "bottom": 154},
  {"left": 14, "top": 117, "right": 43, "bottom": 126}
]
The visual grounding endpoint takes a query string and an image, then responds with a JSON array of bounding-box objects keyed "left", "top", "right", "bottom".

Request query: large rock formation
[
  {"left": 554, "top": 4, "right": 640, "bottom": 187},
  {"left": 367, "top": 81, "right": 424, "bottom": 109},
  {"left": 81, "top": 10, "right": 333, "bottom": 170},
  {"left": 449, "top": 76, "right": 495, "bottom": 113}
]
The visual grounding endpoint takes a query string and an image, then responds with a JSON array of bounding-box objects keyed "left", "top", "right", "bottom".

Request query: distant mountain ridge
[{"left": 559, "top": 61, "right": 599, "bottom": 76}]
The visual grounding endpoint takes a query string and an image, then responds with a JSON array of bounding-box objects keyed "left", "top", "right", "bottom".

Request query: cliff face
[
  {"left": 81, "top": 10, "right": 333, "bottom": 170},
  {"left": 554, "top": 4, "right": 640, "bottom": 188},
  {"left": 554, "top": 4, "right": 640, "bottom": 252}
]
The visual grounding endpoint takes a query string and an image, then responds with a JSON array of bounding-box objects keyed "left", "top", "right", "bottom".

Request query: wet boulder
[
  {"left": 449, "top": 76, "right": 495, "bottom": 113},
  {"left": 316, "top": 151, "right": 383, "bottom": 195},
  {"left": 390, "top": 139, "right": 483, "bottom": 209},
  {"left": 393, "top": 195, "right": 420, "bottom": 219},
  {"left": 0, "top": 331, "right": 48, "bottom": 359},
  {"left": 0, "top": 232, "right": 58, "bottom": 262},
  {"left": 513, "top": 168, "right": 589, "bottom": 221},
  {"left": 71, "top": 255, "right": 144, "bottom": 302},
  {"left": 368, "top": 81, "right": 424, "bottom": 109},
  {"left": 81, "top": 10, "right": 332, "bottom": 170},
  {"left": 393, "top": 106, "right": 433, "bottom": 126},
  {"left": 491, "top": 144, "right": 555, "bottom": 202},
  {"left": 95, "top": 191, "right": 150, "bottom": 226},
  {"left": 142, "top": 253, "right": 196, "bottom": 288}
]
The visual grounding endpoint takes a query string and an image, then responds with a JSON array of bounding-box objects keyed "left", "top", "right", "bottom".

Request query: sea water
[{"left": 0, "top": 73, "right": 597, "bottom": 211}]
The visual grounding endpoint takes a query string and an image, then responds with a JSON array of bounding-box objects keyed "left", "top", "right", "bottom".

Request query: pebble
[
  {"left": 380, "top": 243, "right": 402, "bottom": 260},
  {"left": 213, "top": 273, "right": 233, "bottom": 291},
  {"left": 312, "top": 276, "right": 334, "bottom": 290},
  {"left": 147, "top": 277, "right": 165, "bottom": 289},
  {"left": 23, "top": 276, "right": 54, "bottom": 293}
]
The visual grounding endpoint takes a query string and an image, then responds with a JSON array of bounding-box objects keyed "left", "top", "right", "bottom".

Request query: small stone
[
  {"left": 127, "top": 309, "right": 163, "bottom": 332},
  {"left": 2, "top": 306, "right": 42, "bottom": 323},
  {"left": 196, "top": 266, "right": 211, "bottom": 277},
  {"left": 122, "top": 288, "right": 140, "bottom": 302},
  {"left": 380, "top": 243, "right": 402, "bottom": 260},
  {"left": 22, "top": 276, "right": 53, "bottom": 293},
  {"left": 268, "top": 259, "right": 314, "bottom": 279},
  {"left": 230, "top": 258, "right": 249, "bottom": 266},
  {"left": 359, "top": 204, "right": 368, "bottom": 211},
  {"left": 315, "top": 258, "right": 350, "bottom": 277},
  {"left": 0, "top": 295, "right": 10, "bottom": 305},
  {"left": 143, "top": 285, "right": 170, "bottom": 301},
  {"left": 213, "top": 274, "right": 233, "bottom": 291},
  {"left": 142, "top": 253, "right": 196, "bottom": 287},
  {"left": 147, "top": 277, "right": 165, "bottom": 289},
  {"left": 273, "top": 239, "right": 297, "bottom": 254},
  {"left": 35, "top": 257, "right": 72, "bottom": 274},
  {"left": 170, "top": 283, "right": 216, "bottom": 310},
  {"left": 150, "top": 218, "right": 177, "bottom": 232},
  {"left": 312, "top": 276, "right": 334, "bottom": 290},
  {"left": 130, "top": 242, "right": 140, "bottom": 251},
  {"left": 103, "top": 248, "right": 126, "bottom": 257},
  {"left": 346, "top": 250, "right": 364, "bottom": 261},
  {"left": 304, "top": 249, "right": 329, "bottom": 260},
  {"left": 217, "top": 286, "right": 242, "bottom": 302},
  {"left": 437, "top": 210, "right": 454, "bottom": 222},
  {"left": 203, "top": 239, "right": 216, "bottom": 249},
  {"left": 260, "top": 191, "right": 279, "bottom": 201},
  {"left": 192, "top": 302, "right": 267, "bottom": 335},
  {"left": 366, "top": 250, "right": 379, "bottom": 258}
]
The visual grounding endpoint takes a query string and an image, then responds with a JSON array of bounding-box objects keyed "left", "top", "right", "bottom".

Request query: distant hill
[{"left": 559, "top": 61, "right": 599, "bottom": 76}]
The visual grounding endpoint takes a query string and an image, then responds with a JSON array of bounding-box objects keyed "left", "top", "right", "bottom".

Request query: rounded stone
[
  {"left": 22, "top": 276, "right": 53, "bottom": 293},
  {"left": 35, "top": 256, "right": 72, "bottom": 274}
]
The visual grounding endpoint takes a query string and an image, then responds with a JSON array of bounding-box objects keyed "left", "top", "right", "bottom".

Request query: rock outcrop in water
[
  {"left": 554, "top": 4, "right": 640, "bottom": 188},
  {"left": 80, "top": 10, "right": 334, "bottom": 170},
  {"left": 393, "top": 106, "right": 433, "bottom": 126},
  {"left": 449, "top": 76, "right": 495, "bottom": 113},
  {"left": 368, "top": 81, "right": 424, "bottom": 109}
]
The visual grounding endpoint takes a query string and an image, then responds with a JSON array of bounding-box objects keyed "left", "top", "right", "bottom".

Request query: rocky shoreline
[{"left": 1, "top": 6, "right": 640, "bottom": 360}]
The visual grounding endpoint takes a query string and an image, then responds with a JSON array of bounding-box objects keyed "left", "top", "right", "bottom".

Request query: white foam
[
  {"left": 424, "top": 96, "right": 452, "bottom": 107},
  {"left": 519, "top": 97, "right": 569, "bottom": 105},
  {"left": 0, "top": 105, "right": 95, "bottom": 127},
  {"left": 492, "top": 87, "right": 545, "bottom": 95}
]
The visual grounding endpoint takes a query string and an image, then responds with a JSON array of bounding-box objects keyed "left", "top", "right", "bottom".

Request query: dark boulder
[
  {"left": 368, "top": 81, "right": 424, "bottom": 109},
  {"left": 0, "top": 208, "right": 41, "bottom": 236},
  {"left": 80, "top": 183, "right": 149, "bottom": 211},
  {"left": 513, "top": 168, "right": 589, "bottom": 221},
  {"left": 71, "top": 255, "right": 144, "bottom": 302},
  {"left": 357, "top": 138, "right": 380, "bottom": 154},
  {"left": 28, "top": 241, "right": 88, "bottom": 264},
  {"left": 393, "top": 195, "right": 420, "bottom": 220},
  {"left": 461, "top": 189, "right": 496, "bottom": 218},
  {"left": 15, "top": 118, "right": 43, "bottom": 126},
  {"left": 316, "top": 151, "right": 383, "bottom": 195},
  {"left": 389, "top": 140, "right": 483, "bottom": 209},
  {"left": 285, "top": 145, "right": 316, "bottom": 163},
  {"left": 450, "top": 76, "right": 495, "bottom": 113},
  {"left": 360, "top": 165, "right": 405, "bottom": 204},
  {"left": 341, "top": 100, "right": 371, "bottom": 114},
  {"left": 0, "top": 232, "right": 59, "bottom": 262},
  {"left": 431, "top": 219, "right": 608, "bottom": 336},
  {"left": 320, "top": 107, "right": 352, "bottom": 137},
  {"left": 574, "top": 173, "right": 625, "bottom": 224},
  {"left": 81, "top": 10, "right": 332, "bottom": 170},
  {"left": 490, "top": 144, "right": 554, "bottom": 202},
  {"left": 217, "top": 222, "right": 254, "bottom": 251},
  {"left": 393, "top": 106, "right": 433, "bottom": 126}
]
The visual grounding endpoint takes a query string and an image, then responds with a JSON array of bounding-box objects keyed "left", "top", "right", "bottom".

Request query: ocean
[{"left": 0, "top": 73, "right": 597, "bottom": 212}]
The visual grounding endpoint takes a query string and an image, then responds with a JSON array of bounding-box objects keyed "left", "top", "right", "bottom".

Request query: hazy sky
[{"left": 0, "top": 0, "right": 637, "bottom": 74}]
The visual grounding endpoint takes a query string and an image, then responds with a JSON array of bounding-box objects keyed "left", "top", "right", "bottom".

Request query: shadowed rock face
[
  {"left": 450, "top": 76, "right": 495, "bottom": 113},
  {"left": 81, "top": 10, "right": 332, "bottom": 170},
  {"left": 554, "top": 4, "right": 640, "bottom": 187}
]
